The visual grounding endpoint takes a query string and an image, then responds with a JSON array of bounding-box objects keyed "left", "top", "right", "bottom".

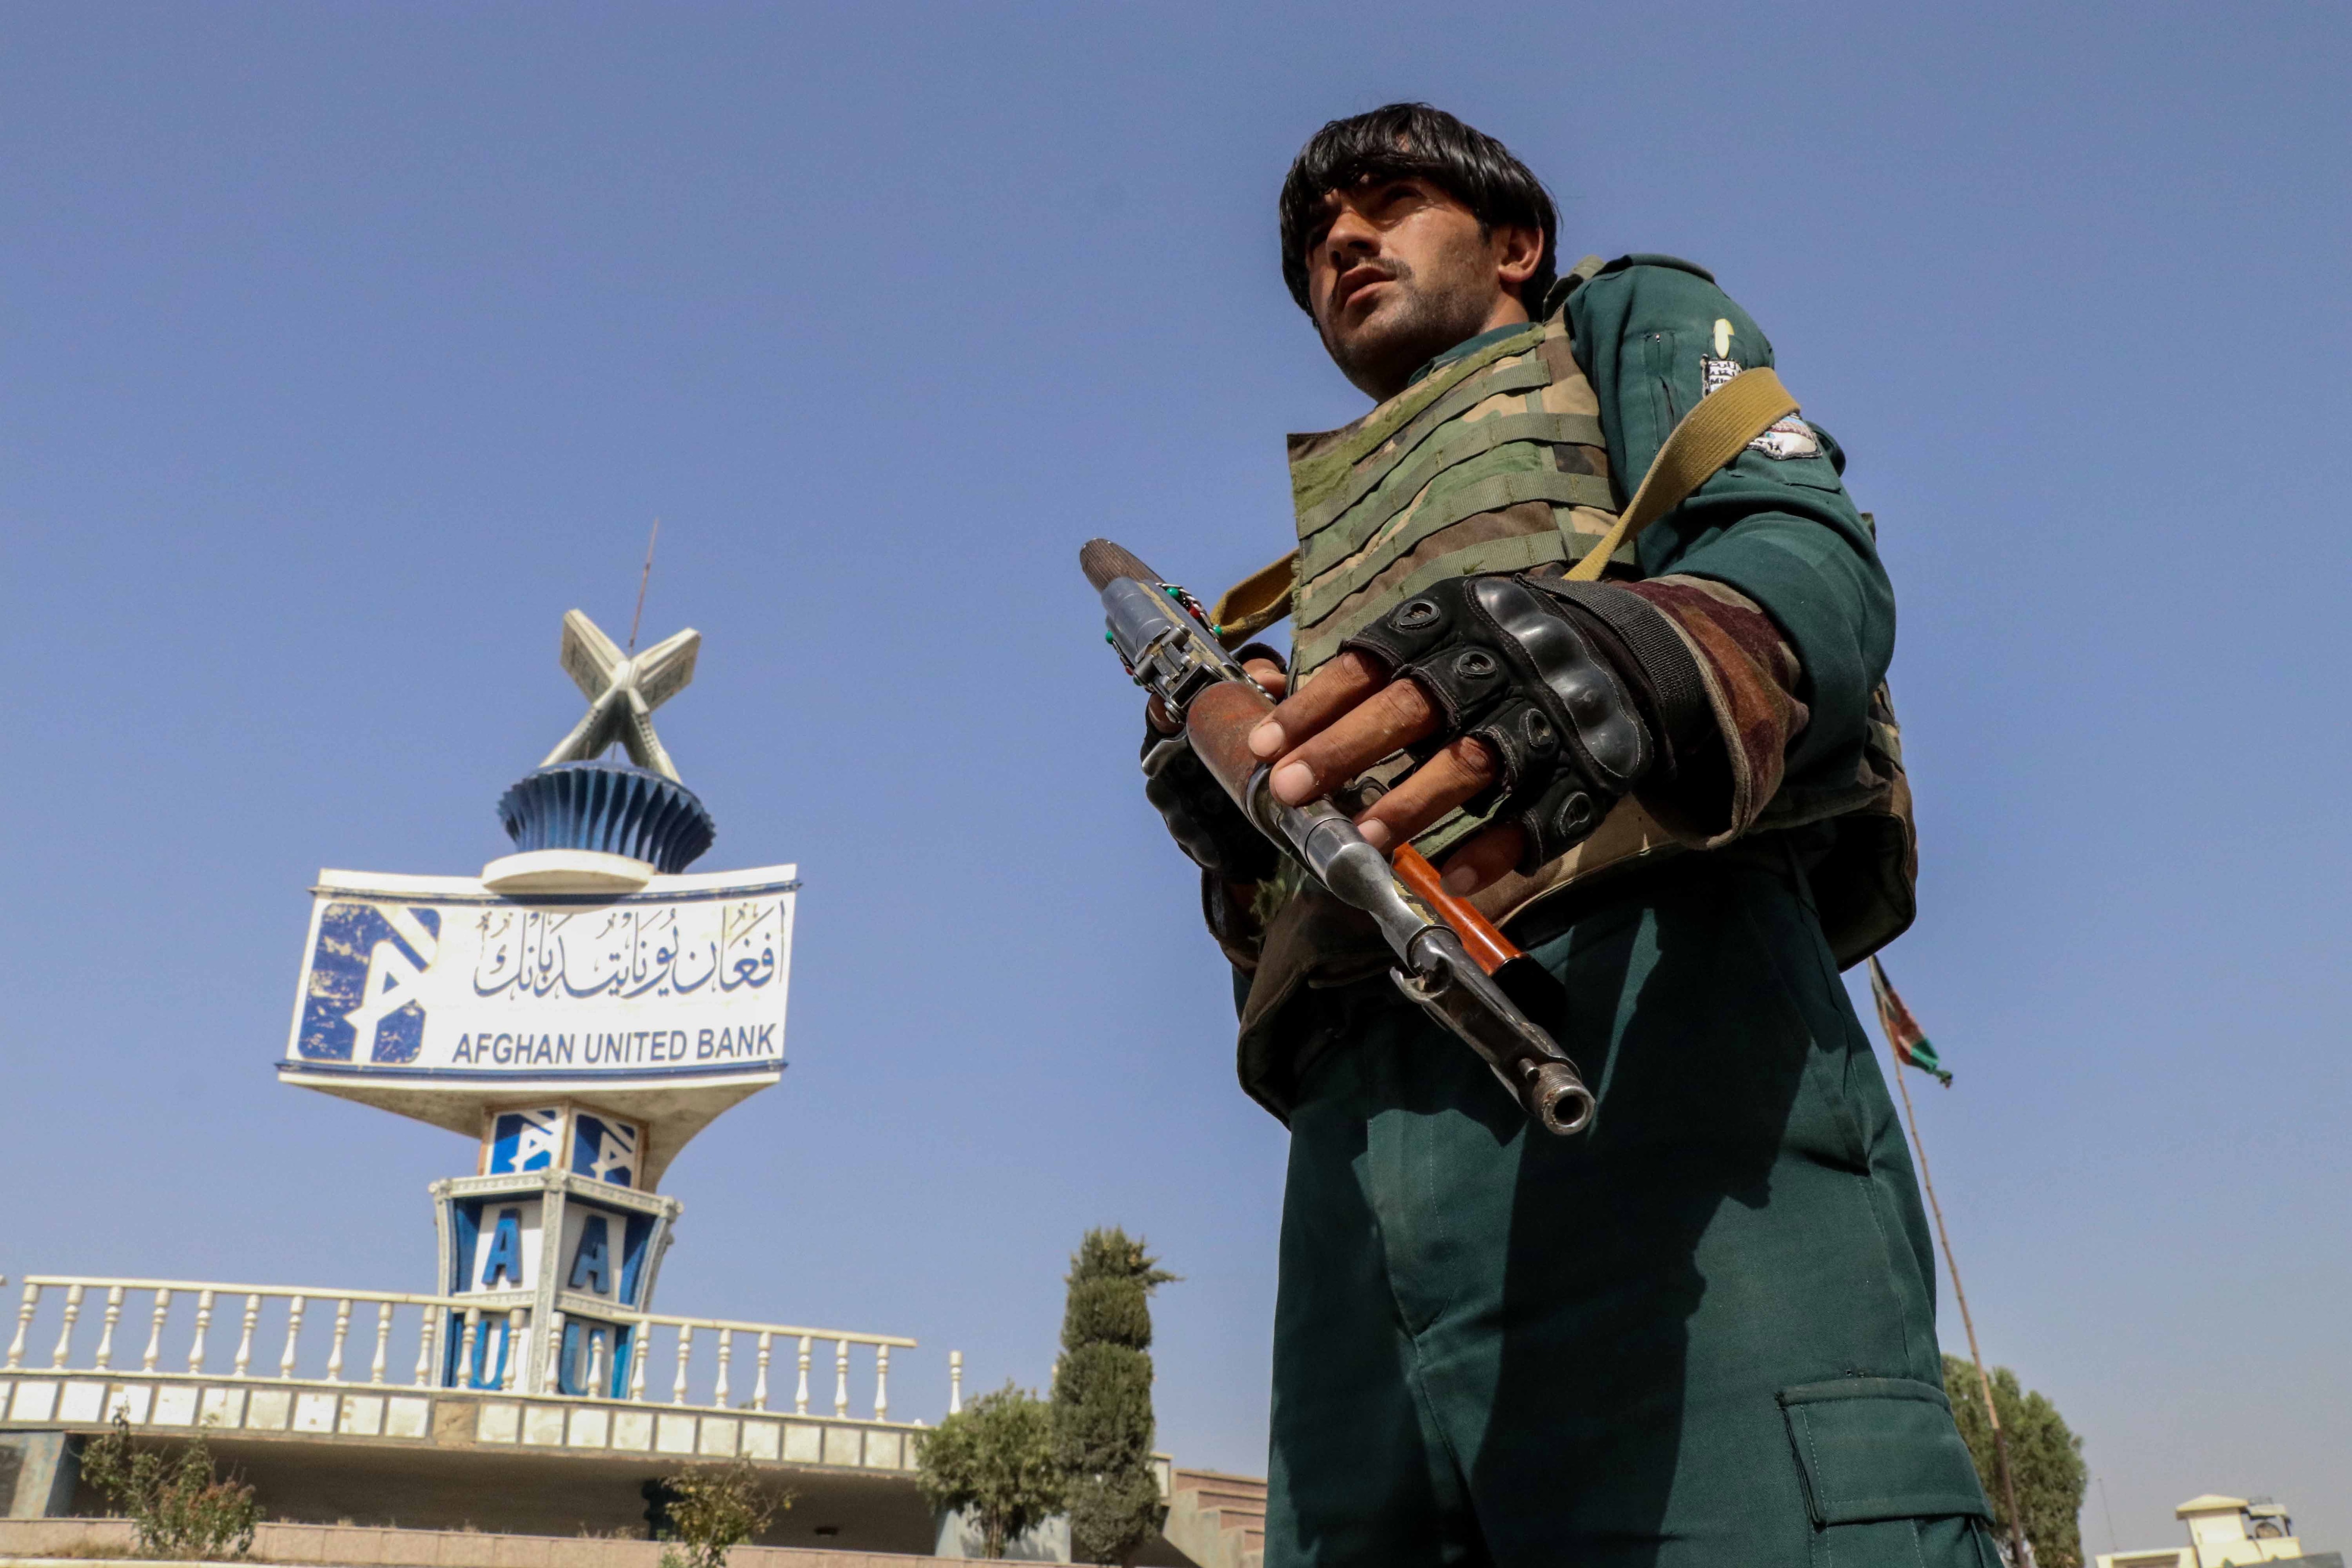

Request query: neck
[
  {"left": 1478, "top": 294, "right": 1532, "bottom": 334},
  {"left": 1354, "top": 293, "right": 1533, "bottom": 403}
]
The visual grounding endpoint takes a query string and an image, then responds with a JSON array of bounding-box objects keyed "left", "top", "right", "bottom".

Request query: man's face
[{"left": 1303, "top": 176, "right": 1539, "bottom": 401}]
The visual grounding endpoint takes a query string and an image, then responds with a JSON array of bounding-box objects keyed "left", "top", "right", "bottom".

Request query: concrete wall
[
  {"left": 0, "top": 1375, "right": 938, "bottom": 1554},
  {"left": 0, "top": 1517, "right": 937, "bottom": 1568},
  {"left": 0, "top": 1435, "right": 78, "bottom": 1520},
  {"left": 929, "top": 1509, "right": 1069, "bottom": 1561}
]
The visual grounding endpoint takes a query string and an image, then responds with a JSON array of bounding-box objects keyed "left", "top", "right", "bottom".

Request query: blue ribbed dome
[{"left": 497, "top": 761, "right": 715, "bottom": 874}]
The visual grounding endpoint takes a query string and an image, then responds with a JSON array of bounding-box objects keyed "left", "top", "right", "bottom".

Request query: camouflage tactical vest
[
  {"left": 1269, "top": 294, "right": 1915, "bottom": 963},
  {"left": 1227, "top": 286, "right": 1916, "bottom": 1118},
  {"left": 1287, "top": 312, "right": 1631, "bottom": 684},
  {"left": 1280, "top": 306, "right": 1685, "bottom": 897}
]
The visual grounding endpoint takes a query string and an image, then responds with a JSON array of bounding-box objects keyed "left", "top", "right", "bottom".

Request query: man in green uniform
[{"left": 1140, "top": 105, "right": 1998, "bottom": 1566}]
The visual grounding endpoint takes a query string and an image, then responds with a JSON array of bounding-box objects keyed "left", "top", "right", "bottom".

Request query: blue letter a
[
  {"left": 569, "top": 1215, "right": 612, "bottom": 1294},
  {"left": 481, "top": 1208, "right": 525, "bottom": 1287}
]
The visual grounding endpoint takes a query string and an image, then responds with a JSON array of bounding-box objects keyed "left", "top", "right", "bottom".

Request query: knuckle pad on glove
[
  {"left": 1341, "top": 572, "right": 1657, "bottom": 871},
  {"left": 1514, "top": 777, "right": 1603, "bottom": 870},
  {"left": 1342, "top": 597, "right": 1448, "bottom": 674},
  {"left": 1466, "top": 701, "right": 1558, "bottom": 796}
]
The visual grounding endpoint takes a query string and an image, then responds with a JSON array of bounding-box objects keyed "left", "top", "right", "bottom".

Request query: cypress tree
[{"left": 1051, "top": 1228, "right": 1176, "bottom": 1566}]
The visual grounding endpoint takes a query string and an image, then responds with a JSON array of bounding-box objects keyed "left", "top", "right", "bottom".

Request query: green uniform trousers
[{"left": 1264, "top": 855, "right": 1998, "bottom": 1567}]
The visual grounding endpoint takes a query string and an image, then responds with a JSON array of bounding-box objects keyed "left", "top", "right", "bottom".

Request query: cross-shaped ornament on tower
[{"left": 540, "top": 610, "right": 701, "bottom": 783}]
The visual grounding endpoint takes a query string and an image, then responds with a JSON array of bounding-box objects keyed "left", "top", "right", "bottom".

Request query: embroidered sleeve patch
[
  {"left": 1748, "top": 413, "right": 1822, "bottom": 460},
  {"left": 1702, "top": 321, "right": 1821, "bottom": 458}
]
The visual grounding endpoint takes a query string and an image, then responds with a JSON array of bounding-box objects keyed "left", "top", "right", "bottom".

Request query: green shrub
[
  {"left": 652, "top": 1458, "right": 790, "bottom": 1568},
  {"left": 79, "top": 1413, "right": 260, "bottom": 1560},
  {"left": 915, "top": 1382, "right": 1061, "bottom": 1559}
]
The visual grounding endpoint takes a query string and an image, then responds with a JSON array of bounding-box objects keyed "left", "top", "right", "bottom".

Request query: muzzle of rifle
[
  {"left": 1250, "top": 772, "right": 1595, "bottom": 1137},
  {"left": 1394, "top": 929, "right": 1597, "bottom": 1136}
]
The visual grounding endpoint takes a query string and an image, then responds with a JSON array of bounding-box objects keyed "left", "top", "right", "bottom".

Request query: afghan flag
[{"left": 1868, "top": 957, "right": 1953, "bottom": 1087}]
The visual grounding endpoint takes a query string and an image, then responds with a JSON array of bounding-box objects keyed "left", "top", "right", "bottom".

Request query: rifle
[{"left": 1081, "top": 538, "right": 1595, "bottom": 1135}]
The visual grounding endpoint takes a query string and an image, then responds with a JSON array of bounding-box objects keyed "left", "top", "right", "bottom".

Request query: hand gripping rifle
[{"left": 1081, "top": 538, "right": 1596, "bottom": 1136}]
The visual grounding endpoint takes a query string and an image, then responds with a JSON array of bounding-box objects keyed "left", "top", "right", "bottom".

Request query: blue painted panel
[
  {"left": 297, "top": 903, "right": 443, "bottom": 1062},
  {"left": 569, "top": 1215, "right": 612, "bottom": 1294},
  {"left": 480, "top": 1208, "right": 525, "bottom": 1287},
  {"left": 618, "top": 1212, "right": 656, "bottom": 1307},
  {"left": 443, "top": 1311, "right": 515, "bottom": 1390},
  {"left": 571, "top": 1113, "right": 640, "bottom": 1188},
  {"left": 489, "top": 1108, "right": 563, "bottom": 1174},
  {"left": 558, "top": 1319, "right": 585, "bottom": 1396},
  {"left": 611, "top": 1324, "right": 636, "bottom": 1398},
  {"left": 450, "top": 1200, "right": 481, "bottom": 1295},
  {"left": 469, "top": 1315, "right": 513, "bottom": 1389},
  {"left": 556, "top": 1318, "right": 625, "bottom": 1397}
]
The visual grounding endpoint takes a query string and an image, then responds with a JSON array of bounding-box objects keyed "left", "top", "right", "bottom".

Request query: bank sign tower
[{"left": 277, "top": 609, "right": 796, "bottom": 1402}]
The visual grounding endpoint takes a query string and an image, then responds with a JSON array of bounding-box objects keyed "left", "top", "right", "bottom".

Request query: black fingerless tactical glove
[
  {"left": 1143, "top": 733, "right": 1280, "bottom": 882},
  {"left": 1341, "top": 573, "right": 1708, "bottom": 871},
  {"left": 1140, "top": 644, "right": 1286, "bottom": 883}
]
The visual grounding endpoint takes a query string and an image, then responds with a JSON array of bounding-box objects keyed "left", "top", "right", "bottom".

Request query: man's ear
[{"left": 1493, "top": 223, "right": 1543, "bottom": 291}]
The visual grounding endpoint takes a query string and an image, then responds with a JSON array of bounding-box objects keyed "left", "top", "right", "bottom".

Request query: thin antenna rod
[{"left": 628, "top": 518, "right": 661, "bottom": 653}]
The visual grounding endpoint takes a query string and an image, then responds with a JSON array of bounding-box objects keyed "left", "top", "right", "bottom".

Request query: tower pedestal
[{"left": 428, "top": 1102, "right": 680, "bottom": 1397}]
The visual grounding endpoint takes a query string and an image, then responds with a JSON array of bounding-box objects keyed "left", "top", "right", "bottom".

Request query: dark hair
[{"left": 1279, "top": 103, "right": 1558, "bottom": 316}]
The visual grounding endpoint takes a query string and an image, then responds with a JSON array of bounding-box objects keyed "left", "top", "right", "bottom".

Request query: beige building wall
[{"left": 2096, "top": 1494, "right": 2316, "bottom": 1568}]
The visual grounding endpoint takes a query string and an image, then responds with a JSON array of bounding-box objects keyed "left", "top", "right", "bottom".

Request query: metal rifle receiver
[{"left": 1081, "top": 536, "right": 1595, "bottom": 1136}]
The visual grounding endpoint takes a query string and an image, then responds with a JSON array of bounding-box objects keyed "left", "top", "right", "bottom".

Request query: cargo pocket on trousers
[{"left": 1780, "top": 1378, "right": 1994, "bottom": 1565}]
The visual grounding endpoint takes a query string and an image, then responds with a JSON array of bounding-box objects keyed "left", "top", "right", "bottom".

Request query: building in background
[{"left": 2098, "top": 1494, "right": 2339, "bottom": 1568}]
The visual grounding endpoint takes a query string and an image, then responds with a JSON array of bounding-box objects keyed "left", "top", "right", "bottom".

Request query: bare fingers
[
  {"left": 1266, "top": 676, "right": 1441, "bottom": 806},
  {"left": 1436, "top": 823, "right": 1527, "bottom": 896},
  {"left": 1241, "top": 657, "right": 1289, "bottom": 700},
  {"left": 1352, "top": 737, "right": 1498, "bottom": 851},
  {"left": 1247, "top": 650, "right": 1386, "bottom": 762}
]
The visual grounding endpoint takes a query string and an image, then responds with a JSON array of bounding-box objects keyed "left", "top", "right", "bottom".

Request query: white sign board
[{"left": 285, "top": 865, "right": 796, "bottom": 1085}]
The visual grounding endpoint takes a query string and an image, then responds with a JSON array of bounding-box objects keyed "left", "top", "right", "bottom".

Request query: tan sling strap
[
  {"left": 1210, "top": 366, "right": 1799, "bottom": 640},
  {"left": 1563, "top": 365, "right": 1796, "bottom": 581},
  {"left": 1211, "top": 552, "right": 1300, "bottom": 646}
]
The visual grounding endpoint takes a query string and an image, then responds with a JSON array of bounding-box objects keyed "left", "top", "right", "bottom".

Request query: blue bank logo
[
  {"left": 298, "top": 902, "right": 444, "bottom": 1063},
  {"left": 488, "top": 1108, "right": 564, "bottom": 1174},
  {"left": 573, "top": 1114, "right": 639, "bottom": 1188}
]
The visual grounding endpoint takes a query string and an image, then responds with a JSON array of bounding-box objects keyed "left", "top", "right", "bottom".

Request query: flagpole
[{"left": 1887, "top": 1043, "right": 2031, "bottom": 1566}]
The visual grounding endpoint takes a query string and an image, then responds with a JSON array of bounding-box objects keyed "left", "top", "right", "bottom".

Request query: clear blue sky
[{"left": 6, "top": 1, "right": 2346, "bottom": 1552}]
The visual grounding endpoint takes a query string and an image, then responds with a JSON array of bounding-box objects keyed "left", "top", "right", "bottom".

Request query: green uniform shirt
[
  {"left": 1391, "top": 258, "right": 1891, "bottom": 820},
  {"left": 1561, "top": 255, "right": 1893, "bottom": 802}
]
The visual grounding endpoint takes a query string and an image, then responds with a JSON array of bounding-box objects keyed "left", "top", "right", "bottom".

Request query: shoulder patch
[
  {"left": 1597, "top": 253, "right": 1717, "bottom": 284},
  {"left": 1748, "top": 412, "right": 1822, "bottom": 461}
]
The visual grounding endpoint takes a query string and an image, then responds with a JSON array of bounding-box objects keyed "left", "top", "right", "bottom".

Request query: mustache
[{"left": 1338, "top": 256, "right": 1414, "bottom": 297}]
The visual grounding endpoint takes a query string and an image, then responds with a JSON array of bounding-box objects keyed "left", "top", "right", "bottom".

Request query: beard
[{"left": 1315, "top": 253, "right": 1500, "bottom": 401}]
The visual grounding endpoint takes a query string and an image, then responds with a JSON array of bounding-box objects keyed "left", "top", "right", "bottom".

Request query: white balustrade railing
[
  {"left": 10, "top": 1277, "right": 449, "bottom": 1394},
  {"left": 3, "top": 1275, "right": 940, "bottom": 1430},
  {"left": 616, "top": 1309, "right": 914, "bottom": 1421}
]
